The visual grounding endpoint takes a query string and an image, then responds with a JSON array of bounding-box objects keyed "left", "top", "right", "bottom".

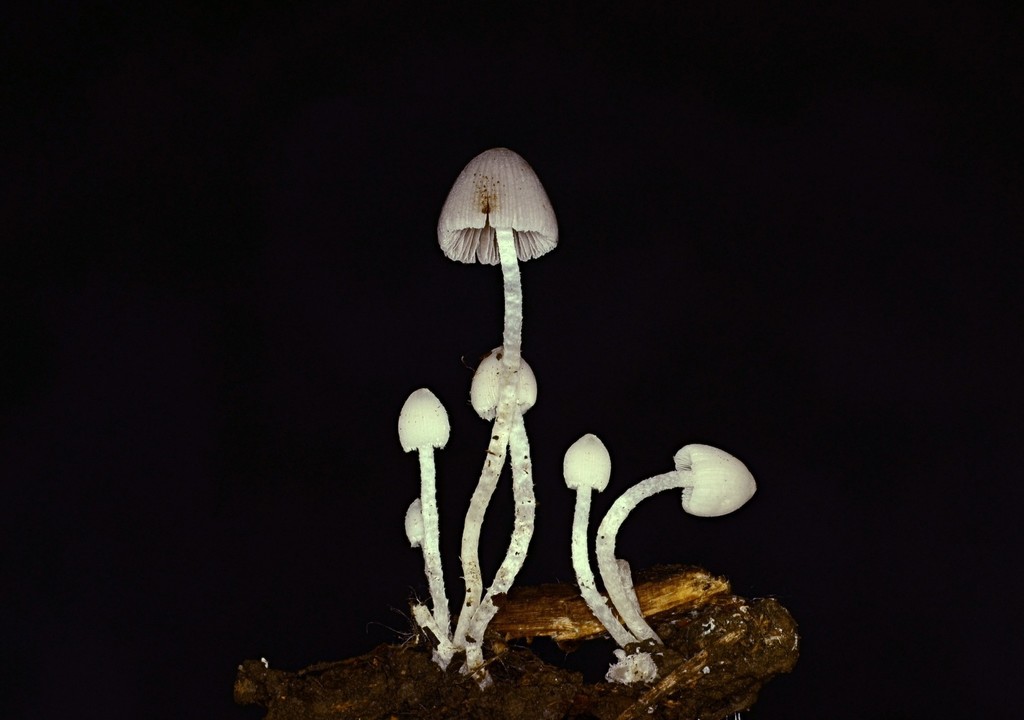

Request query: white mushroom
[
  {"left": 398, "top": 388, "right": 453, "bottom": 663},
  {"left": 562, "top": 434, "right": 636, "bottom": 648},
  {"left": 469, "top": 347, "right": 537, "bottom": 421},
  {"left": 459, "top": 349, "right": 539, "bottom": 681},
  {"left": 405, "top": 498, "right": 424, "bottom": 548},
  {"left": 438, "top": 149, "right": 557, "bottom": 665},
  {"left": 595, "top": 444, "right": 756, "bottom": 642}
]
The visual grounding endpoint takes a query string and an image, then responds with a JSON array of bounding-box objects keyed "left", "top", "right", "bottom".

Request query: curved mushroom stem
[
  {"left": 454, "top": 226, "right": 525, "bottom": 653},
  {"left": 462, "top": 404, "right": 536, "bottom": 676},
  {"left": 595, "top": 471, "right": 682, "bottom": 642},
  {"left": 570, "top": 486, "right": 637, "bottom": 648},
  {"left": 596, "top": 444, "right": 757, "bottom": 643},
  {"left": 416, "top": 446, "right": 451, "bottom": 653}
]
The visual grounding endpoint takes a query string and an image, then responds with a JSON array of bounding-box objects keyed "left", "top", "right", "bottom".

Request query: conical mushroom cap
[
  {"left": 398, "top": 389, "right": 450, "bottom": 452},
  {"left": 563, "top": 433, "right": 611, "bottom": 492},
  {"left": 437, "top": 147, "right": 558, "bottom": 265},
  {"left": 673, "top": 444, "right": 756, "bottom": 517}
]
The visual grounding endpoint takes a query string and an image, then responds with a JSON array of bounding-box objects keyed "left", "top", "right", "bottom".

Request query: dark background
[{"left": 4, "top": 3, "right": 1021, "bottom": 718}]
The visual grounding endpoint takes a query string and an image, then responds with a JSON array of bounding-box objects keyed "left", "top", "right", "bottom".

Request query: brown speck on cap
[{"left": 437, "top": 148, "right": 558, "bottom": 265}]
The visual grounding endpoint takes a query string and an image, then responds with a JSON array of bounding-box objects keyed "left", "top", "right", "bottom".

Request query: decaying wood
[
  {"left": 234, "top": 565, "right": 798, "bottom": 720},
  {"left": 489, "top": 564, "right": 731, "bottom": 643}
]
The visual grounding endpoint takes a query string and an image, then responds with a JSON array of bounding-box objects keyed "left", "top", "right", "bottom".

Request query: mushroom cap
[
  {"left": 469, "top": 347, "right": 537, "bottom": 421},
  {"left": 437, "top": 147, "right": 558, "bottom": 265},
  {"left": 398, "top": 388, "right": 451, "bottom": 452},
  {"left": 563, "top": 433, "right": 611, "bottom": 492},
  {"left": 405, "top": 498, "right": 424, "bottom": 548},
  {"left": 673, "top": 444, "right": 756, "bottom": 517}
]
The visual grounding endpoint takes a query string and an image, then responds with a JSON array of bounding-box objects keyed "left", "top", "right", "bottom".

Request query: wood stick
[{"left": 488, "top": 564, "right": 730, "bottom": 642}]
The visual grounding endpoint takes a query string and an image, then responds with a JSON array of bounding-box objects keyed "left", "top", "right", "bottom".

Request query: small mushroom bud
[
  {"left": 470, "top": 347, "right": 537, "bottom": 420},
  {"left": 405, "top": 498, "right": 424, "bottom": 548}
]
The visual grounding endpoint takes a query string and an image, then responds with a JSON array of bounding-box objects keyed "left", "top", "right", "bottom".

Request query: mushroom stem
[
  {"left": 462, "top": 404, "right": 536, "bottom": 671},
  {"left": 411, "top": 602, "right": 456, "bottom": 667},
  {"left": 595, "top": 471, "right": 680, "bottom": 642},
  {"left": 452, "top": 424, "right": 508, "bottom": 650},
  {"left": 496, "top": 227, "right": 523, "bottom": 369},
  {"left": 570, "top": 485, "right": 637, "bottom": 648},
  {"left": 417, "top": 446, "right": 450, "bottom": 643},
  {"left": 453, "top": 226, "right": 525, "bottom": 652}
]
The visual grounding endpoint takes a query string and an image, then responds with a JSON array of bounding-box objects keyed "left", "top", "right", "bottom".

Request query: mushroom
[
  {"left": 595, "top": 444, "right": 756, "bottom": 642},
  {"left": 458, "top": 348, "right": 539, "bottom": 680},
  {"left": 405, "top": 498, "right": 424, "bottom": 548},
  {"left": 438, "top": 148, "right": 557, "bottom": 662},
  {"left": 562, "top": 434, "right": 636, "bottom": 648},
  {"left": 436, "top": 147, "right": 556, "bottom": 383},
  {"left": 398, "top": 388, "right": 453, "bottom": 663},
  {"left": 469, "top": 347, "right": 537, "bottom": 421}
]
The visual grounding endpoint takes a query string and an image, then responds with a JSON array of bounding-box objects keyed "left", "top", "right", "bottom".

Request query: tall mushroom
[
  {"left": 398, "top": 388, "right": 454, "bottom": 664},
  {"left": 437, "top": 148, "right": 557, "bottom": 660},
  {"left": 562, "top": 433, "right": 636, "bottom": 648},
  {"left": 595, "top": 444, "right": 756, "bottom": 642}
]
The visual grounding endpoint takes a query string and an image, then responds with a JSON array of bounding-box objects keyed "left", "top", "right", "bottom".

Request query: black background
[{"left": 4, "top": 3, "right": 1021, "bottom": 718}]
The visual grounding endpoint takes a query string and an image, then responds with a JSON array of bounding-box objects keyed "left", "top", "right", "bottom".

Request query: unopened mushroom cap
[
  {"left": 469, "top": 347, "right": 537, "bottom": 421},
  {"left": 405, "top": 498, "right": 424, "bottom": 548},
  {"left": 437, "top": 147, "right": 558, "bottom": 265},
  {"left": 673, "top": 444, "right": 756, "bottom": 517},
  {"left": 563, "top": 433, "right": 611, "bottom": 492},
  {"left": 398, "top": 389, "right": 451, "bottom": 452}
]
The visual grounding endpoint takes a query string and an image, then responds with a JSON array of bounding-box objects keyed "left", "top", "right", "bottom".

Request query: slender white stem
[
  {"left": 454, "top": 227, "right": 524, "bottom": 652},
  {"left": 495, "top": 228, "right": 523, "bottom": 369},
  {"left": 595, "top": 471, "right": 683, "bottom": 642},
  {"left": 570, "top": 487, "right": 637, "bottom": 648},
  {"left": 417, "top": 447, "right": 450, "bottom": 644},
  {"left": 453, "top": 432, "right": 506, "bottom": 650},
  {"left": 463, "top": 405, "right": 536, "bottom": 656}
]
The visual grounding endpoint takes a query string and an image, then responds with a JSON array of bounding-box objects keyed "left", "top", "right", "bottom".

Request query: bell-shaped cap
[
  {"left": 437, "top": 147, "right": 558, "bottom": 265},
  {"left": 469, "top": 348, "right": 537, "bottom": 421},
  {"left": 398, "top": 389, "right": 451, "bottom": 452},
  {"left": 673, "top": 444, "right": 756, "bottom": 517},
  {"left": 563, "top": 433, "right": 611, "bottom": 492}
]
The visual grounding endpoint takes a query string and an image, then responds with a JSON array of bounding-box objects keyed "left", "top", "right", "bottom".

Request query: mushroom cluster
[
  {"left": 398, "top": 148, "right": 556, "bottom": 685},
  {"left": 396, "top": 147, "right": 758, "bottom": 688},
  {"left": 564, "top": 438, "right": 756, "bottom": 682}
]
